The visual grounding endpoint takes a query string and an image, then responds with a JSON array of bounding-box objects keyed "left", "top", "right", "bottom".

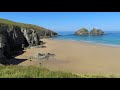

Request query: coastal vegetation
[
  {"left": 0, "top": 65, "right": 118, "bottom": 78},
  {"left": 0, "top": 65, "right": 79, "bottom": 78},
  {"left": 0, "top": 18, "right": 56, "bottom": 33}
]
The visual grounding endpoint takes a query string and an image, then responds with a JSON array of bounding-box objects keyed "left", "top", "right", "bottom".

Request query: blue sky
[{"left": 0, "top": 12, "right": 120, "bottom": 32}]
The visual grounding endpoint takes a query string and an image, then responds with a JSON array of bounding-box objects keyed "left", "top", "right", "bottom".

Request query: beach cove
[{"left": 15, "top": 38, "right": 120, "bottom": 75}]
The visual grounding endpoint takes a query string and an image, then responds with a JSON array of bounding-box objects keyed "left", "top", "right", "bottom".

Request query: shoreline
[{"left": 49, "top": 38, "right": 120, "bottom": 48}]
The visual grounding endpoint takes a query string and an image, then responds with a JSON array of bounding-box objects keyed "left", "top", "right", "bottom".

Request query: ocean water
[{"left": 51, "top": 31, "right": 120, "bottom": 46}]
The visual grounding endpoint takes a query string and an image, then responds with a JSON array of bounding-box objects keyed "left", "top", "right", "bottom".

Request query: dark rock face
[
  {"left": 0, "top": 25, "right": 27, "bottom": 51},
  {"left": 90, "top": 28, "right": 104, "bottom": 35},
  {"left": 0, "top": 33, "right": 8, "bottom": 64},
  {"left": 75, "top": 28, "right": 89, "bottom": 35},
  {"left": 0, "top": 24, "right": 58, "bottom": 64},
  {"left": 0, "top": 24, "right": 27, "bottom": 62},
  {"left": 0, "top": 49, "right": 7, "bottom": 64},
  {"left": 21, "top": 28, "right": 57, "bottom": 46}
]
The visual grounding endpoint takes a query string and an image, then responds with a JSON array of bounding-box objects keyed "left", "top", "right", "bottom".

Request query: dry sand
[{"left": 15, "top": 38, "right": 120, "bottom": 74}]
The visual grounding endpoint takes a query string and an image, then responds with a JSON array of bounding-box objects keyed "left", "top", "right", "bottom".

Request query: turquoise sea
[{"left": 51, "top": 31, "right": 120, "bottom": 47}]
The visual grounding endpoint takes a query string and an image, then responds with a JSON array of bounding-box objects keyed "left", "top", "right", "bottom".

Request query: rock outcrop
[
  {"left": 90, "top": 28, "right": 104, "bottom": 35},
  {"left": 75, "top": 28, "right": 89, "bottom": 35},
  {"left": 75, "top": 28, "right": 104, "bottom": 36},
  {"left": 21, "top": 28, "right": 57, "bottom": 46},
  {"left": 0, "top": 18, "right": 58, "bottom": 64}
]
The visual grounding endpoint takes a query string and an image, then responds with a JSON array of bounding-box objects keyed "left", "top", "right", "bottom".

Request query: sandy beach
[{"left": 15, "top": 39, "right": 120, "bottom": 75}]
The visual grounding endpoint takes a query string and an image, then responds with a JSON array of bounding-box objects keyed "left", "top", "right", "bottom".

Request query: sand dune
[{"left": 16, "top": 39, "right": 120, "bottom": 74}]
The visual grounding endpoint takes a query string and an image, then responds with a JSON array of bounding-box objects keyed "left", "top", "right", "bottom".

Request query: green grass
[
  {"left": 0, "top": 65, "right": 80, "bottom": 78},
  {"left": 0, "top": 65, "right": 119, "bottom": 78},
  {"left": 0, "top": 18, "right": 54, "bottom": 33}
]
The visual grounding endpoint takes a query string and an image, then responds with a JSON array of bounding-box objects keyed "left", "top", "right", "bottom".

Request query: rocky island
[
  {"left": 75, "top": 27, "right": 89, "bottom": 35},
  {"left": 75, "top": 27, "right": 104, "bottom": 35},
  {"left": 0, "top": 18, "right": 58, "bottom": 64},
  {"left": 90, "top": 28, "right": 104, "bottom": 35}
]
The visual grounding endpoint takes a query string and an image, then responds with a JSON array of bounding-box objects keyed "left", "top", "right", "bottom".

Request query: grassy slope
[
  {"left": 0, "top": 18, "right": 52, "bottom": 32},
  {"left": 0, "top": 65, "right": 79, "bottom": 78},
  {"left": 0, "top": 65, "right": 118, "bottom": 78}
]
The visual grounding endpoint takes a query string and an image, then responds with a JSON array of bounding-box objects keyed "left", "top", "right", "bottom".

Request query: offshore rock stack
[{"left": 75, "top": 28, "right": 104, "bottom": 35}]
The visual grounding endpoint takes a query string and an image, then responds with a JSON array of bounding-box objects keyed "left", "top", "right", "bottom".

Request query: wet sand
[{"left": 15, "top": 39, "right": 120, "bottom": 74}]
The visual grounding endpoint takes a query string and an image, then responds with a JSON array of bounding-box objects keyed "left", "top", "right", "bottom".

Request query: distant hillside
[{"left": 0, "top": 18, "right": 57, "bottom": 34}]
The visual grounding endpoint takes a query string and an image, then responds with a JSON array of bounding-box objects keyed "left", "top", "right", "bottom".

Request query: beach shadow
[
  {"left": 7, "top": 58, "right": 27, "bottom": 65},
  {"left": 12, "top": 50, "right": 26, "bottom": 57},
  {"left": 5, "top": 50, "right": 27, "bottom": 65},
  {"left": 33, "top": 45, "right": 46, "bottom": 48}
]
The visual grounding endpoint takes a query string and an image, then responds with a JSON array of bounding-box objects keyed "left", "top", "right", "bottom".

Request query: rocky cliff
[{"left": 0, "top": 18, "right": 58, "bottom": 64}]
